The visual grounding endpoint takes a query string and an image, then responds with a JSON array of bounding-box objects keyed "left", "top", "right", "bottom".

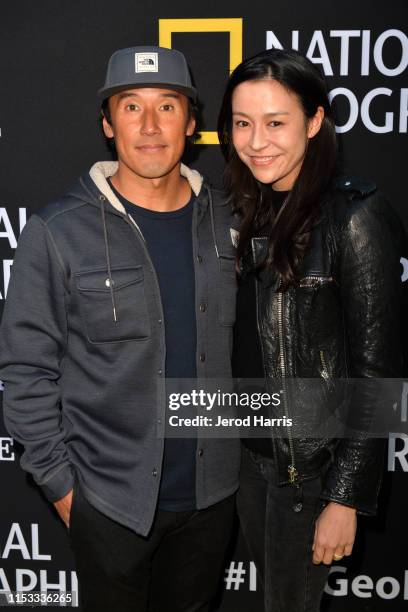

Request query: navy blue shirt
[{"left": 109, "top": 180, "right": 197, "bottom": 511}]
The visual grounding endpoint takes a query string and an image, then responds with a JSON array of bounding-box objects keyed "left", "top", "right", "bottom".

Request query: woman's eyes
[{"left": 234, "top": 120, "right": 282, "bottom": 128}]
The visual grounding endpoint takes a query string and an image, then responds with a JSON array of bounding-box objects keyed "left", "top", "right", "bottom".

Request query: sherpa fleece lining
[{"left": 89, "top": 161, "right": 204, "bottom": 214}]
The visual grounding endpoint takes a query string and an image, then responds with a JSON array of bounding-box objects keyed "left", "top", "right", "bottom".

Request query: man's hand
[
  {"left": 312, "top": 501, "right": 357, "bottom": 565},
  {"left": 53, "top": 489, "right": 73, "bottom": 528}
]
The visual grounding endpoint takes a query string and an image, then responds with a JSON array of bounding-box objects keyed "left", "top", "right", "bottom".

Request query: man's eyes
[{"left": 124, "top": 103, "right": 174, "bottom": 111}]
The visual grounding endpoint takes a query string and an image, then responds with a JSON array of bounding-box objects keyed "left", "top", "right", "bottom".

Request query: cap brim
[{"left": 98, "top": 82, "right": 197, "bottom": 103}]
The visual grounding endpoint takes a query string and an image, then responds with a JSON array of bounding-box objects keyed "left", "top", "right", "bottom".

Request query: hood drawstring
[
  {"left": 98, "top": 184, "right": 218, "bottom": 323},
  {"left": 99, "top": 195, "right": 118, "bottom": 323},
  {"left": 207, "top": 186, "right": 220, "bottom": 259}
]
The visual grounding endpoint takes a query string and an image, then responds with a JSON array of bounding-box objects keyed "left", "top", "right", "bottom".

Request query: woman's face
[{"left": 231, "top": 78, "right": 323, "bottom": 191}]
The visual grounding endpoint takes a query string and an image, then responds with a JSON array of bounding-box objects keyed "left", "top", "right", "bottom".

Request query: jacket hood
[
  {"left": 64, "top": 161, "right": 208, "bottom": 326},
  {"left": 68, "top": 161, "right": 204, "bottom": 214}
]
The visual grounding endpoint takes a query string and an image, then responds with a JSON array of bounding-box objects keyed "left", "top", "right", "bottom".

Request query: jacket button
[
  {"left": 198, "top": 448, "right": 204, "bottom": 457},
  {"left": 199, "top": 353, "right": 206, "bottom": 362},
  {"left": 199, "top": 303, "right": 206, "bottom": 313},
  {"left": 152, "top": 468, "right": 158, "bottom": 477},
  {"left": 158, "top": 369, "right": 163, "bottom": 375},
  {"left": 197, "top": 254, "right": 203, "bottom": 263},
  {"left": 158, "top": 318, "right": 163, "bottom": 324}
]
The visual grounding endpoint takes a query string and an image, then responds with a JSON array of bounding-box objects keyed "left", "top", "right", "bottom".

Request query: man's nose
[{"left": 140, "top": 109, "right": 161, "bottom": 135}]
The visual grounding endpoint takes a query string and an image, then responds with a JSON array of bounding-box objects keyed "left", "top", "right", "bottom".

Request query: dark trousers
[
  {"left": 237, "top": 446, "right": 330, "bottom": 612},
  {"left": 69, "top": 485, "right": 235, "bottom": 612}
]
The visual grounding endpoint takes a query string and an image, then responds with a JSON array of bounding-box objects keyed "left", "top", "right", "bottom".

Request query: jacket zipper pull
[{"left": 288, "top": 464, "right": 298, "bottom": 485}]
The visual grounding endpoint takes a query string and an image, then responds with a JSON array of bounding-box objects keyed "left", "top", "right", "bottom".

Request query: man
[{"left": 0, "top": 46, "right": 239, "bottom": 611}]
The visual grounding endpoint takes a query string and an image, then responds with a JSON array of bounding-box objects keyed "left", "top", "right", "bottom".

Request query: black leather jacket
[{"left": 249, "top": 177, "right": 404, "bottom": 515}]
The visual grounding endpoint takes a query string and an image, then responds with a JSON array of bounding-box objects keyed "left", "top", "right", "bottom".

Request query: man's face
[{"left": 102, "top": 87, "right": 195, "bottom": 180}]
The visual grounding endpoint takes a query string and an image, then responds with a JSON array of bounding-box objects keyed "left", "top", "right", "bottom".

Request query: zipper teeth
[
  {"left": 277, "top": 293, "right": 286, "bottom": 377},
  {"left": 320, "top": 350, "right": 330, "bottom": 379},
  {"left": 299, "top": 275, "right": 334, "bottom": 287},
  {"left": 254, "top": 276, "right": 267, "bottom": 378},
  {"left": 277, "top": 292, "right": 297, "bottom": 485},
  {"left": 278, "top": 312, "right": 286, "bottom": 376}
]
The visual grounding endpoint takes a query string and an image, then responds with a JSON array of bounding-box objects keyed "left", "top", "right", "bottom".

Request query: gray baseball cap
[{"left": 98, "top": 46, "right": 197, "bottom": 103}]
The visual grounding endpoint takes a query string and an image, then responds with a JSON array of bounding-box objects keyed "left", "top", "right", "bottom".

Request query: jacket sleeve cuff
[
  {"left": 319, "top": 492, "right": 374, "bottom": 516},
  {"left": 37, "top": 464, "right": 75, "bottom": 503},
  {"left": 320, "top": 466, "right": 382, "bottom": 516}
]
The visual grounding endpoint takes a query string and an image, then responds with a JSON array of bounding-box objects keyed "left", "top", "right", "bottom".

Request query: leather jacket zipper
[
  {"left": 299, "top": 275, "right": 334, "bottom": 288},
  {"left": 277, "top": 291, "right": 298, "bottom": 485},
  {"left": 254, "top": 272, "right": 267, "bottom": 378},
  {"left": 320, "top": 350, "right": 330, "bottom": 379}
]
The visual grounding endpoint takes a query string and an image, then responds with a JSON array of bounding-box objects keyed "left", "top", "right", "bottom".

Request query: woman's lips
[{"left": 249, "top": 155, "right": 279, "bottom": 166}]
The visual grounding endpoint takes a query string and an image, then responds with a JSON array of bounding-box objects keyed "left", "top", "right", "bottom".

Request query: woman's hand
[{"left": 312, "top": 501, "right": 357, "bottom": 565}]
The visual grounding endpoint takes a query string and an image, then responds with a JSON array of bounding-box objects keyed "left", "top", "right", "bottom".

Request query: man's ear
[
  {"left": 186, "top": 116, "right": 196, "bottom": 138},
  {"left": 102, "top": 114, "right": 114, "bottom": 139}
]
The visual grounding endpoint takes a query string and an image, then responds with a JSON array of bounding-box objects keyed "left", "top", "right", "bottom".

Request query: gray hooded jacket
[{"left": 0, "top": 161, "right": 240, "bottom": 536}]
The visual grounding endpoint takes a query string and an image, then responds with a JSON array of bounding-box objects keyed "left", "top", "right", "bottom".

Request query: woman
[{"left": 218, "top": 48, "right": 404, "bottom": 611}]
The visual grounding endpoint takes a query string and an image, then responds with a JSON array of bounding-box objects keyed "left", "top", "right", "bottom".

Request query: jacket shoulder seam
[
  {"left": 35, "top": 216, "right": 69, "bottom": 285},
  {"left": 38, "top": 198, "right": 88, "bottom": 224}
]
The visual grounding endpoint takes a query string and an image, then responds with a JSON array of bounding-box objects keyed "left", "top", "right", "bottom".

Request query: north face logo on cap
[{"left": 135, "top": 53, "right": 158, "bottom": 73}]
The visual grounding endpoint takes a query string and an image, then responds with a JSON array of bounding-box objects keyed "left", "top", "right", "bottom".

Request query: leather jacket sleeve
[{"left": 320, "top": 190, "right": 404, "bottom": 514}]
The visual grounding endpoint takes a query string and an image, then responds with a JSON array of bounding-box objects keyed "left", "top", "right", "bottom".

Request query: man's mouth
[{"left": 135, "top": 144, "right": 167, "bottom": 153}]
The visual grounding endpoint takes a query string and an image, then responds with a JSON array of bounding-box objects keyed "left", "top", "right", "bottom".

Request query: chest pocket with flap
[{"left": 75, "top": 266, "right": 150, "bottom": 343}]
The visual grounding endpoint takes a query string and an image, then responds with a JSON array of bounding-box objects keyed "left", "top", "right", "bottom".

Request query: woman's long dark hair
[{"left": 217, "top": 48, "right": 338, "bottom": 288}]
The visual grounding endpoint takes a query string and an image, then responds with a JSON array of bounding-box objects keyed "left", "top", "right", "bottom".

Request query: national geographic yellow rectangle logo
[{"left": 159, "top": 18, "right": 243, "bottom": 145}]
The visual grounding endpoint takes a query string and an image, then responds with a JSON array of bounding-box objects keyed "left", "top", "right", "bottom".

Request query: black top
[
  {"left": 232, "top": 190, "right": 289, "bottom": 457},
  {"left": 109, "top": 179, "right": 198, "bottom": 511}
]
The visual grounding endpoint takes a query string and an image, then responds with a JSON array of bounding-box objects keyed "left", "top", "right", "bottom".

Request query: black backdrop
[{"left": 1, "top": 2, "right": 408, "bottom": 609}]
